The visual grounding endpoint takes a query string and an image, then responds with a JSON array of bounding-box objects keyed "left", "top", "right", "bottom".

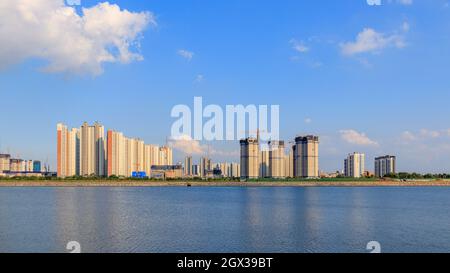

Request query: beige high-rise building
[
  {"left": 107, "top": 130, "right": 169, "bottom": 177},
  {"left": 60, "top": 122, "right": 175, "bottom": 178},
  {"left": 240, "top": 137, "right": 259, "bottom": 179},
  {"left": 124, "top": 137, "right": 145, "bottom": 176},
  {"left": 10, "top": 159, "right": 23, "bottom": 172},
  {"left": 294, "top": 135, "right": 319, "bottom": 178},
  {"left": 144, "top": 144, "right": 160, "bottom": 176},
  {"left": 24, "top": 160, "right": 33, "bottom": 172},
  {"left": 0, "top": 154, "right": 10, "bottom": 173},
  {"left": 285, "top": 147, "right": 294, "bottom": 178},
  {"left": 269, "top": 140, "right": 286, "bottom": 179},
  {"left": 57, "top": 123, "right": 80, "bottom": 177},
  {"left": 230, "top": 162, "right": 240, "bottom": 178},
  {"left": 159, "top": 146, "right": 173, "bottom": 166},
  {"left": 217, "top": 162, "right": 230, "bottom": 177},
  {"left": 80, "top": 122, "right": 106, "bottom": 176},
  {"left": 344, "top": 152, "right": 365, "bottom": 178}
]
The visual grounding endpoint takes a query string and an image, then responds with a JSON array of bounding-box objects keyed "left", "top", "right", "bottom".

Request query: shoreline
[{"left": 1, "top": 180, "right": 450, "bottom": 187}]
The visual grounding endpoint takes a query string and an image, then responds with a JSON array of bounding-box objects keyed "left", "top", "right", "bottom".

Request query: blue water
[{"left": 0, "top": 187, "right": 450, "bottom": 253}]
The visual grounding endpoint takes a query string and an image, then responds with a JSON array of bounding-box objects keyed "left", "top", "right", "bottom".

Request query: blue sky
[{"left": 1, "top": 0, "right": 450, "bottom": 173}]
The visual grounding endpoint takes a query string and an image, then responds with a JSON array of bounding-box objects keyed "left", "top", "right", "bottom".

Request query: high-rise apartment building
[
  {"left": 80, "top": 122, "right": 106, "bottom": 177},
  {"left": 107, "top": 129, "right": 171, "bottom": 177},
  {"left": 192, "top": 164, "right": 200, "bottom": 176},
  {"left": 294, "top": 135, "right": 319, "bottom": 178},
  {"left": 10, "top": 159, "right": 23, "bottom": 172},
  {"left": 0, "top": 154, "right": 10, "bottom": 173},
  {"left": 240, "top": 137, "right": 259, "bottom": 179},
  {"left": 285, "top": 147, "right": 294, "bottom": 178},
  {"left": 230, "top": 162, "right": 240, "bottom": 178},
  {"left": 259, "top": 150, "right": 270, "bottom": 178},
  {"left": 57, "top": 123, "right": 80, "bottom": 177},
  {"left": 159, "top": 146, "right": 173, "bottom": 166},
  {"left": 200, "top": 157, "right": 212, "bottom": 177},
  {"left": 144, "top": 144, "right": 160, "bottom": 175},
  {"left": 344, "top": 152, "right": 365, "bottom": 178},
  {"left": 184, "top": 156, "right": 193, "bottom": 176},
  {"left": 375, "top": 155, "right": 396, "bottom": 177},
  {"left": 269, "top": 140, "right": 285, "bottom": 179},
  {"left": 107, "top": 130, "right": 127, "bottom": 177}
]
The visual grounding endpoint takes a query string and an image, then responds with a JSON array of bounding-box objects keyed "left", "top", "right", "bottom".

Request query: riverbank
[{"left": 1, "top": 179, "right": 450, "bottom": 187}]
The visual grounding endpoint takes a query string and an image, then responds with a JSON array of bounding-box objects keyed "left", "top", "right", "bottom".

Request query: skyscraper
[
  {"left": 80, "top": 122, "right": 106, "bottom": 177},
  {"left": 57, "top": 123, "right": 80, "bottom": 177},
  {"left": 240, "top": 137, "right": 259, "bottom": 179},
  {"left": 344, "top": 152, "right": 365, "bottom": 178},
  {"left": 375, "top": 155, "right": 396, "bottom": 177},
  {"left": 159, "top": 146, "right": 173, "bottom": 166},
  {"left": 230, "top": 162, "right": 240, "bottom": 178},
  {"left": 294, "top": 135, "right": 319, "bottom": 178},
  {"left": 107, "top": 130, "right": 126, "bottom": 177},
  {"left": 107, "top": 129, "right": 172, "bottom": 177},
  {"left": 0, "top": 154, "right": 10, "bottom": 173},
  {"left": 269, "top": 140, "right": 285, "bottom": 179},
  {"left": 285, "top": 147, "right": 294, "bottom": 178},
  {"left": 184, "top": 156, "right": 193, "bottom": 176},
  {"left": 259, "top": 149, "right": 270, "bottom": 178},
  {"left": 144, "top": 144, "right": 160, "bottom": 176},
  {"left": 200, "top": 157, "right": 212, "bottom": 178}
]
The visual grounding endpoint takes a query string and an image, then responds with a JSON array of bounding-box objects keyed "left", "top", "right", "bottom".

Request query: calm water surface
[{"left": 1, "top": 187, "right": 450, "bottom": 253}]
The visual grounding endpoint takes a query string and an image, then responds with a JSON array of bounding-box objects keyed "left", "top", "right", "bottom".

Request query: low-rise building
[{"left": 151, "top": 165, "right": 183, "bottom": 179}]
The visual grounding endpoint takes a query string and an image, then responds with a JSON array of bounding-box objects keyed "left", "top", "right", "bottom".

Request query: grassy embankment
[{"left": 1, "top": 176, "right": 450, "bottom": 187}]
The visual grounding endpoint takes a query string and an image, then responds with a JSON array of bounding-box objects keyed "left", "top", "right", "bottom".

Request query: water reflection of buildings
[{"left": 55, "top": 188, "right": 140, "bottom": 252}]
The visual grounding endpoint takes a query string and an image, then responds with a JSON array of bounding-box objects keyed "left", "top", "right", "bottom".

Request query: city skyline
[{"left": 1, "top": 0, "right": 450, "bottom": 173}]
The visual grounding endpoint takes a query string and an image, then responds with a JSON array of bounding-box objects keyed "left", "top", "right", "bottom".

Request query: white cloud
[
  {"left": 375, "top": 0, "right": 413, "bottom": 5},
  {"left": 402, "top": 21, "right": 410, "bottom": 32},
  {"left": 341, "top": 28, "right": 406, "bottom": 56},
  {"left": 290, "top": 39, "right": 309, "bottom": 53},
  {"left": 194, "top": 74, "right": 204, "bottom": 83},
  {"left": 0, "top": 0, "right": 154, "bottom": 76},
  {"left": 304, "top": 118, "right": 312, "bottom": 124},
  {"left": 399, "top": 129, "right": 450, "bottom": 144},
  {"left": 169, "top": 135, "right": 205, "bottom": 155},
  {"left": 339, "top": 129, "right": 378, "bottom": 146},
  {"left": 177, "top": 49, "right": 194, "bottom": 61},
  {"left": 396, "top": 0, "right": 413, "bottom": 5},
  {"left": 169, "top": 134, "right": 239, "bottom": 157},
  {"left": 401, "top": 131, "right": 417, "bottom": 142},
  {"left": 420, "top": 129, "right": 441, "bottom": 138}
]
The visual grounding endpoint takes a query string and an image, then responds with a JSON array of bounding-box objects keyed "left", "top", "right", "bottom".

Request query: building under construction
[
  {"left": 293, "top": 135, "right": 319, "bottom": 178},
  {"left": 269, "top": 140, "right": 286, "bottom": 179},
  {"left": 240, "top": 137, "right": 260, "bottom": 179}
]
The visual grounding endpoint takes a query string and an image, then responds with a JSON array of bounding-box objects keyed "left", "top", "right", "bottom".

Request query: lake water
[{"left": 0, "top": 187, "right": 450, "bottom": 253}]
